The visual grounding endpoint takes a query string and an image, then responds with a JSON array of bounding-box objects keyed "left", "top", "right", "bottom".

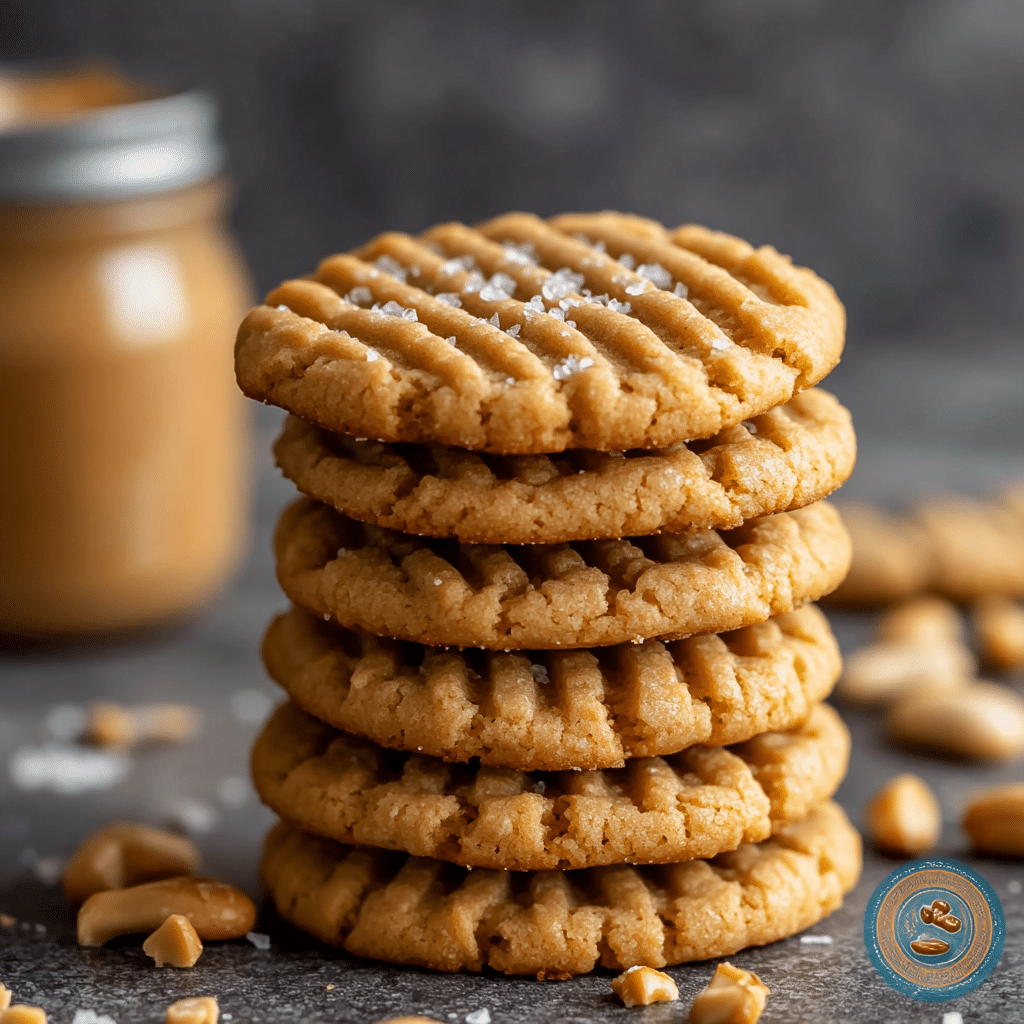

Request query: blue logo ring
[{"left": 864, "top": 858, "right": 1005, "bottom": 1002}]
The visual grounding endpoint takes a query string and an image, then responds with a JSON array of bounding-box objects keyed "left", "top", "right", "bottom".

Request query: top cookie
[{"left": 236, "top": 212, "right": 845, "bottom": 453}]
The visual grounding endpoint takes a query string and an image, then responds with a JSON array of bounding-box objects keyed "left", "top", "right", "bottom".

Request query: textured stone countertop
[{"left": 1, "top": 338, "right": 1022, "bottom": 1023}]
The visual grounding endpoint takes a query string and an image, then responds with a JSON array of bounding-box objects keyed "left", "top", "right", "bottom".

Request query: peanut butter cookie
[{"left": 236, "top": 213, "right": 844, "bottom": 454}]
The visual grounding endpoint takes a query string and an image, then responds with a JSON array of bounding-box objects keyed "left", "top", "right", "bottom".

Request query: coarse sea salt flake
[
  {"left": 673, "top": 281, "right": 689, "bottom": 298},
  {"left": 346, "top": 286, "right": 372, "bottom": 305},
  {"left": 374, "top": 254, "right": 407, "bottom": 282},
  {"left": 800, "top": 934, "right": 832, "bottom": 944},
  {"left": 548, "top": 307, "right": 565, "bottom": 321},
  {"left": 466, "top": 1011, "right": 490, "bottom": 1024},
  {"left": 617, "top": 253, "right": 636, "bottom": 270},
  {"left": 501, "top": 240, "right": 536, "bottom": 265},
  {"left": 711, "top": 335, "right": 730, "bottom": 350},
  {"left": 505, "top": 376, "right": 515, "bottom": 385},
  {"left": 246, "top": 931, "right": 271, "bottom": 950},
  {"left": 275, "top": 303, "right": 291, "bottom": 313},
  {"left": 552, "top": 354, "right": 594, "bottom": 381},
  {"left": 607, "top": 298, "right": 631, "bottom": 314},
  {"left": 542, "top": 268, "right": 585, "bottom": 301},
  {"left": 365, "top": 348, "right": 380, "bottom": 362},
  {"left": 462, "top": 271, "right": 485, "bottom": 294},
  {"left": 942, "top": 1015, "right": 963, "bottom": 1024},
  {"left": 440, "top": 255, "right": 475, "bottom": 277},
  {"left": 445, "top": 336, "right": 458, "bottom": 346},
  {"left": 505, "top": 324, "right": 521, "bottom": 338},
  {"left": 637, "top": 262, "right": 672, "bottom": 289},
  {"left": 625, "top": 281, "right": 647, "bottom": 296},
  {"left": 488, "top": 312, "right": 501, "bottom": 328},
  {"left": 434, "top": 292, "right": 462, "bottom": 307}
]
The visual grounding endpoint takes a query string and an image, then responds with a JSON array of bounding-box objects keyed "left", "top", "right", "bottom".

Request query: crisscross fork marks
[
  {"left": 235, "top": 211, "right": 844, "bottom": 452},
  {"left": 261, "top": 604, "right": 843, "bottom": 771},
  {"left": 274, "top": 497, "right": 851, "bottom": 649},
  {"left": 260, "top": 802, "right": 861, "bottom": 975},
  {"left": 274, "top": 387, "right": 855, "bottom": 543},
  {"left": 253, "top": 700, "right": 846, "bottom": 870}
]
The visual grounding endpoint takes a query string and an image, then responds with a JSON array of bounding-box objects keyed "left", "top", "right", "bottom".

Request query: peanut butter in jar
[{"left": 0, "top": 66, "right": 252, "bottom": 635}]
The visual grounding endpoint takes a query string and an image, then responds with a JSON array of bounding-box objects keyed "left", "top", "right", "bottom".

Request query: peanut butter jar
[{"left": 0, "top": 67, "right": 252, "bottom": 635}]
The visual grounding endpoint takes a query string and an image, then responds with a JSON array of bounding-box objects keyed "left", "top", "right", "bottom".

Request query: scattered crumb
[
  {"left": 245, "top": 931, "right": 270, "bottom": 951},
  {"left": 465, "top": 1012, "right": 490, "bottom": 1024},
  {"left": 799, "top": 934, "right": 833, "bottom": 945},
  {"left": 9, "top": 745, "right": 129, "bottom": 795}
]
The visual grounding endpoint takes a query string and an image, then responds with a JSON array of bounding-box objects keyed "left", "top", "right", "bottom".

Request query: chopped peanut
[
  {"left": 0, "top": 1007, "right": 46, "bottom": 1024},
  {"left": 88, "top": 702, "right": 201, "bottom": 747},
  {"left": 963, "top": 784, "right": 1024, "bottom": 856},
  {"left": 166, "top": 997, "right": 219, "bottom": 1024},
  {"left": 611, "top": 965, "right": 679, "bottom": 1007},
  {"left": 838, "top": 638, "right": 973, "bottom": 704},
  {"left": 77, "top": 876, "right": 255, "bottom": 947},
  {"left": 973, "top": 596, "right": 1024, "bottom": 671},
  {"left": 62, "top": 823, "right": 200, "bottom": 904},
  {"left": 866, "top": 774, "right": 941, "bottom": 856},
  {"left": 877, "top": 597, "right": 962, "bottom": 644},
  {"left": 887, "top": 682, "right": 1024, "bottom": 760},
  {"left": 689, "top": 962, "right": 770, "bottom": 1024},
  {"left": 143, "top": 913, "right": 203, "bottom": 968}
]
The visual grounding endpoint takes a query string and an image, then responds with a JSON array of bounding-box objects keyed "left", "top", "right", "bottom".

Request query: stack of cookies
[{"left": 235, "top": 211, "right": 862, "bottom": 978}]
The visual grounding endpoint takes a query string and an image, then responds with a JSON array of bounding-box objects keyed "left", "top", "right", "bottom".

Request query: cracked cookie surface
[
  {"left": 274, "top": 388, "right": 855, "bottom": 543},
  {"left": 260, "top": 800, "right": 860, "bottom": 976},
  {"left": 251, "top": 701, "right": 849, "bottom": 871},
  {"left": 236, "top": 212, "right": 845, "bottom": 454},
  {"left": 274, "top": 497, "right": 851, "bottom": 649},
  {"left": 262, "top": 604, "right": 841, "bottom": 771}
]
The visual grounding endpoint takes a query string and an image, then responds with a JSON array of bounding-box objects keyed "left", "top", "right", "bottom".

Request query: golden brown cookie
[
  {"left": 262, "top": 604, "right": 841, "bottom": 771},
  {"left": 251, "top": 701, "right": 848, "bottom": 871},
  {"left": 274, "top": 497, "right": 851, "bottom": 650},
  {"left": 260, "top": 800, "right": 860, "bottom": 977},
  {"left": 273, "top": 388, "right": 855, "bottom": 544},
  {"left": 236, "top": 213, "right": 845, "bottom": 454}
]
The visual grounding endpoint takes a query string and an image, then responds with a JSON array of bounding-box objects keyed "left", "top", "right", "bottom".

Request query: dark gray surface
[
  {"left": 1, "top": 342, "right": 1023, "bottom": 1023},
  {"left": 6, "top": 0, "right": 1024, "bottom": 343}
]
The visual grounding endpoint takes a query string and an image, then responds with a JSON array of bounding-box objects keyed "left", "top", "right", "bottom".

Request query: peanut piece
[
  {"left": 62, "top": 824, "right": 200, "bottom": 904},
  {"left": 866, "top": 774, "right": 941, "bottom": 856},
  {"left": 88, "top": 702, "right": 201, "bottom": 747},
  {"left": 372, "top": 1019, "right": 446, "bottom": 1024},
  {"left": 887, "top": 681, "right": 1024, "bottom": 760},
  {"left": 0, "top": 1007, "right": 46, "bottom": 1024},
  {"left": 166, "top": 997, "right": 219, "bottom": 1024},
  {"left": 0, "top": 985, "right": 10, "bottom": 1012},
  {"left": 838, "top": 638, "right": 974, "bottom": 704},
  {"left": 877, "top": 597, "right": 962, "bottom": 644},
  {"left": 973, "top": 596, "right": 1024, "bottom": 671},
  {"left": 143, "top": 913, "right": 203, "bottom": 968},
  {"left": 77, "top": 876, "right": 256, "bottom": 947},
  {"left": 963, "top": 784, "right": 1024, "bottom": 856},
  {"left": 611, "top": 966, "right": 679, "bottom": 1007},
  {"left": 689, "top": 962, "right": 770, "bottom": 1024}
]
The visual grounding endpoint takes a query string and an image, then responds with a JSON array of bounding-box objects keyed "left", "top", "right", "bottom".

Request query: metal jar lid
[{"left": 0, "top": 85, "right": 225, "bottom": 203}]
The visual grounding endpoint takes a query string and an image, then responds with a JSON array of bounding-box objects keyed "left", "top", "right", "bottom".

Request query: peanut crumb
[
  {"left": 689, "top": 962, "right": 770, "bottom": 1024},
  {"left": 0, "top": 1006, "right": 47, "bottom": 1024},
  {"left": 166, "top": 997, "right": 218, "bottom": 1024},
  {"left": 143, "top": 913, "right": 203, "bottom": 968},
  {"left": 611, "top": 965, "right": 679, "bottom": 1007}
]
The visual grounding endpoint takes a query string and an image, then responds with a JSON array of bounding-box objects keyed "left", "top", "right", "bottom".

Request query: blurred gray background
[{"left": 4, "top": 0, "right": 1024, "bottom": 344}]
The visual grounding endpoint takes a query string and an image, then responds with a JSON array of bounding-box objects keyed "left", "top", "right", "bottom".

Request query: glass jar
[{"left": 0, "top": 68, "right": 251, "bottom": 635}]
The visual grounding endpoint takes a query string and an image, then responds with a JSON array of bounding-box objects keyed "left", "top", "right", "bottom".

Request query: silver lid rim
[{"left": 0, "top": 88, "right": 225, "bottom": 202}]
